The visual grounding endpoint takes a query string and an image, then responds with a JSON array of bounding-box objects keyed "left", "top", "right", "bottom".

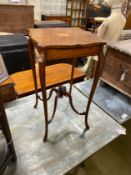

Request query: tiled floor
[
  {"left": 67, "top": 79, "right": 131, "bottom": 175},
  {"left": 1, "top": 79, "right": 131, "bottom": 175},
  {"left": 68, "top": 120, "right": 131, "bottom": 175},
  {"left": 1, "top": 85, "right": 125, "bottom": 175}
]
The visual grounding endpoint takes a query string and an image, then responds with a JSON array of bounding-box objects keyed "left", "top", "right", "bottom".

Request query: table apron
[{"left": 43, "top": 45, "right": 100, "bottom": 60}]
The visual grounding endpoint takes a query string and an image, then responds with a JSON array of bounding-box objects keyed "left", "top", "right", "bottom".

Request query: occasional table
[{"left": 28, "top": 27, "right": 105, "bottom": 142}]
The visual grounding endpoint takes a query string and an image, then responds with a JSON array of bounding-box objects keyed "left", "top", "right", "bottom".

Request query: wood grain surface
[
  {"left": 0, "top": 4, "right": 34, "bottom": 34},
  {"left": 11, "top": 63, "right": 85, "bottom": 97},
  {"left": 28, "top": 27, "right": 105, "bottom": 49}
]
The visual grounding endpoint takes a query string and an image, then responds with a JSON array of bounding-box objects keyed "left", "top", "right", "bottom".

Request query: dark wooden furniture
[
  {"left": 122, "top": 0, "right": 131, "bottom": 16},
  {"left": 66, "top": 0, "right": 89, "bottom": 27},
  {"left": 100, "top": 40, "right": 131, "bottom": 98},
  {"left": 41, "top": 0, "right": 89, "bottom": 27},
  {"left": 0, "top": 78, "right": 16, "bottom": 103},
  {"left": 0, "top": 92, "right": 16, "bottom": 174},
  {"left": 124, "top": 9, "right": 131, "bottom": 29},
  {"left": 0, "top": 4, "right": 34, "bottom": 34},
  {"left": 42, "top": 1, "right": 110, "bottom": 29},
  {"left": 34, "top": 20, "right": 70, "bottom": 28},
  {"left": 0, "top": 34, "right": 31, "bottom": 74},
  {"left": 85, "top": 2, "right": 110, "bottom": 31},
  {"left": 66, "top": 0, "right": 110, "bottom": 29},
  {"left": 28, "top": 27, "right": 105, "bottom": 142},
  {"left": 41, "top": 14, "right": 71, "bottom": 26},
  {"left": 11, "top": 63, "right": 85, "bottom": 98}
]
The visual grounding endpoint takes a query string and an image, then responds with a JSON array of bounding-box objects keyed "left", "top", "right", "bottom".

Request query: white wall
[
  {"left": 0, "top": 0, "right": 9, "bottom": 3},
  {"left": 0, "top": 0, "right": 67, "bottom": 20},
  {"left": 27, "top": 0, "right": 41, "bottom": 21},
  {"left": 0, "top": 0, "right": 27, "bottom": 3},
  {"left": 41, "top": 0, "right": 66, "bottom": 15}
]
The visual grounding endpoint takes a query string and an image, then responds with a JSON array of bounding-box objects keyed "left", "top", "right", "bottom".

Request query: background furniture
[
  {"left": 41, "top": 0, "right": 88, "bottom": 27},
  {"left": 0, "top": 77, "right": 16, "bottom": 103},
  {"left": 85, "top": 1, "right": 111, "bottom": 31},
  {"left": 100, "top": 39, "right": 131, "bottom": 98},
  {"left": 41, "top": 14, "right": 71, "bottom": 26},
  {"left": 41, "top": 1, "right": 110, "bottom": 29},
  {"left": 66, "top": 0, "right": 110, "bottom": 29},
  {"left": 0, "top": 92, "right": 16, "bottom": 174},
  {"left": 0, "top": 34, "right": 31, "bottom": 74},
  {"left": 66, "top": 0, "right": 89, "bottom": 27},
  {"left": 124, "top": 9, "right": 131, "bottom": 29},
  {"left": 41, "top": 0, "right": 104, "bottom": 28},
  {"left": 0, "top": 4, "right": 34, "bottom": 34},
  {"left": 35, "top": 20, "right": 70, "bottom": 28}
]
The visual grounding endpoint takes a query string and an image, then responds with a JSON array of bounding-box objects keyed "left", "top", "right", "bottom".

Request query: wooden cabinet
[
  {"left": 66, "top": 0, "right": 89, "bottom": 27},
  {"left": 85, "top": 2, "right": 110, "bottom": 31},
  {"left": 101, "top": 42, "right": 131, "bottom": 98},
  {"left": 0, "top": 4, "right": 34, "bottom": 34},
  {"left": 66, "top": 0, "right": 110, "bottom": 29},
  {"left": 124, "top": 9, "right": 131, "bottom": 29},
  {"left": 41, "top": 0, "right": 88, "bottom": 28}
]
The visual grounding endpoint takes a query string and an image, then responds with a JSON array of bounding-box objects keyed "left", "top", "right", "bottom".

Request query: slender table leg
[
  {"left": 28, "top": 39, "right": 39, "bottom": 108},
  {"left": 69, "top": 58, "right": 76, "bottom": 94},
  {"left": 48, "top": 95, "right": 58, "bottom": 124},
  {"left": 39, "top": 62, "right": 48, "bottom": 142},
  {"left": 85, "top": 46, "right": 104, "bottom": 130}
]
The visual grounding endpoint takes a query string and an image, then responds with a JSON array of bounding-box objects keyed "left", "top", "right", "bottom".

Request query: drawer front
[{"left": 101, "top": 49, "right": 131, "bottom": 96}]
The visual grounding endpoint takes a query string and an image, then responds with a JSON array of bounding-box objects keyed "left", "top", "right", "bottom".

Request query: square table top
[{"left": 28, "top": 27, "right": 105, "bottom": 49}]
